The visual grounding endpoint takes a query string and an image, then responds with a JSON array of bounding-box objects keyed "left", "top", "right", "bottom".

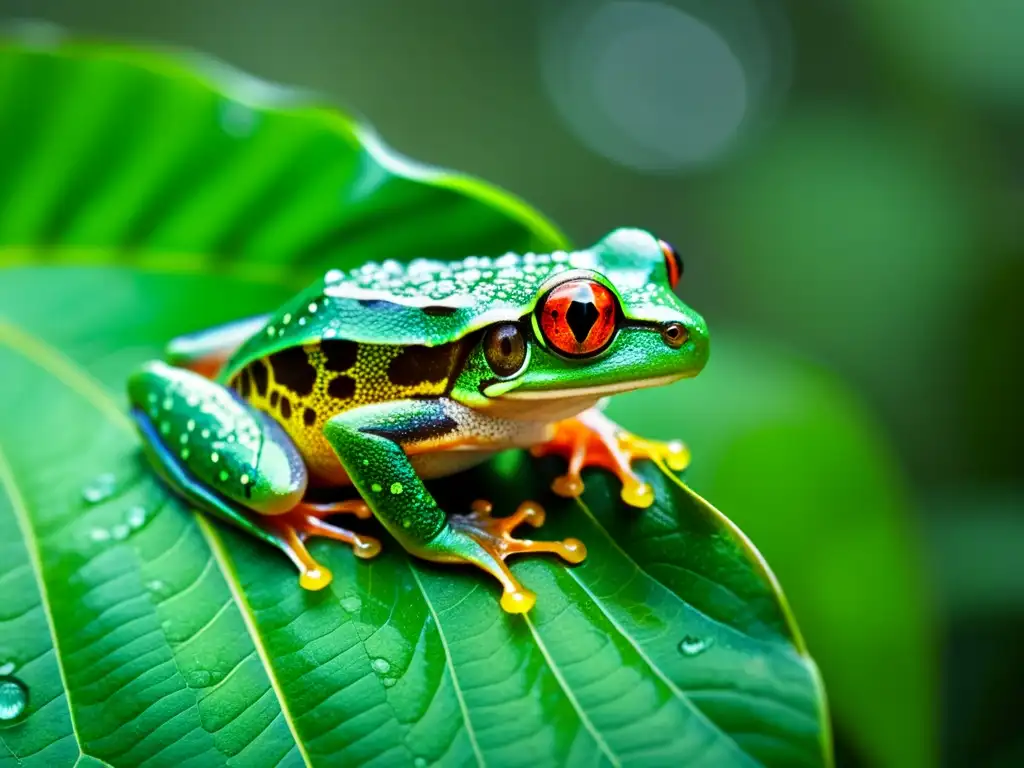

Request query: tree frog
[{"left": 127, "top": 228, "right": 709, "bottom": 612}]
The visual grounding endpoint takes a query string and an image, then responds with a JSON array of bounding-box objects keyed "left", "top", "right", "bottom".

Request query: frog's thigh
[
  {"left": 129, "top": 361, "right": 307, "bottom": 522},
  {"left": 322, "top": 399, "right": 585, "bottom": 613},
  {"left": 164, "top": 313, "right": 271, "bottom": 377},
  {"left": 130, "top": 361, "right": 382, "bottom": 589}
]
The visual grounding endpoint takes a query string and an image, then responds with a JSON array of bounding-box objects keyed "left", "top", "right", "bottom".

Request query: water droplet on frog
[
  {"left": 126, "top": 505, "right": 148, "bottom": 530},
  {"left": 0, "top": 676, "right": 28, "bottom": 725},
  {"left": 382, "top": 677, "right": 396, "bottom": 688},
  {"left": 111, "top": 524, "right": 131, "bottom": 541},
  {"left": 82, "top": 473, "right": 116, "bottom": 504},
  {"left": 678, "top": 635, "right": 713, "bottom": 657},
  {"left": 340, "top": 596, "right": 362, "bottom": 613},
  {"left": 371, "top": 658, "right": 390, "bottom": 675}
]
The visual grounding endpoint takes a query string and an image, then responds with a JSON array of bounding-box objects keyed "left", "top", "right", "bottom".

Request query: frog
[{"left": 127, "top": 228, "right": 709, "bottom": 613}]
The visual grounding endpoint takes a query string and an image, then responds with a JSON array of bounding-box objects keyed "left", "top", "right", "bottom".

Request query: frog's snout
[{"left": 659, "top": 317, "right": 709, "bottom": 375}]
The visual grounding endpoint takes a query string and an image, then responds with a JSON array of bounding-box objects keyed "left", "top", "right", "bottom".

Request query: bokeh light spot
[{"left": 542, "top": 1, "right": 761, "bottom": 173}]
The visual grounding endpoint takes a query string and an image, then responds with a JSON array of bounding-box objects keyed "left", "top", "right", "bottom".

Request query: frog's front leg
[
  {"left": 531, "top": 407, "right": 690, "bottom": 509},
  {"left": 322, "top": 399, "right": 586, "bottom": 613},
  {"left": 128, "top": 361, "right": 380, "bottom": 590}
]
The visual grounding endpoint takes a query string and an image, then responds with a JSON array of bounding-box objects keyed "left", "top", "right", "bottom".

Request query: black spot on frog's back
[
  {"left": 267, "top": 346, "right": 316, "bottom": 397},
  {"left": 250, "top": 360, "right": 269, "bottom": 397},
  {"left": 321, "top": 340, "right": 359, "bottom": 373},
  {"left": 387, "top": 341, "right": 461, "bottom": 388}
]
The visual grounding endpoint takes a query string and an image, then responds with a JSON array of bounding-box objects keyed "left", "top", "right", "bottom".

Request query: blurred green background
[{"left": 0, "top": 1, "right": 1020, "bottom": 766}]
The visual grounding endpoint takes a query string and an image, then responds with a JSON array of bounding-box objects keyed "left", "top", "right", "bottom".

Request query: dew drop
[
  {"left": 0, "top": 663, "right": 14, "bottom": 677},
  {"left": 126, "top": 505, "right": 148, "bottom": 530},
  {"left": 82, "top": 473, "right": 117, "bottom": 504},
  {"left": 146, "top": 579, "right": 168, "bottom": 596},
  {"left": 413, "top": 758, "right": 428, "bottom": 768},
  {"left": 678, "top": 635, "right": 713, "bottom": 657},
  {"left": 0, "top": 676, "right": 28, "bottom": 725},
  {"left": 371, "top": 658, "right": 391, "bottom": 674},
  {"left": 382, "top": 677, "right": 396, "bottom": 688},
  {"left": 189, "top": 669, "right": 213, "bottom": 687},
  {"left": 111, "top": 524, "right": 131, "bottom": 541},
  {"left": 340, "top": 596, "right": 362, "bottom": 613},
  {"left": 89, "top": 528, "right": 110, "bottom": 543}
]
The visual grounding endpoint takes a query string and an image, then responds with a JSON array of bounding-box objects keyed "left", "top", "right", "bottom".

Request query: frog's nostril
[{"left": 660, "top": 322, "right": 688, "bottom": 349}]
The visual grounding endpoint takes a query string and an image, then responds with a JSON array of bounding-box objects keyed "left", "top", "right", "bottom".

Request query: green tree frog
[{"left": 127, "top": 228, "right": 709, "bottom": 612}]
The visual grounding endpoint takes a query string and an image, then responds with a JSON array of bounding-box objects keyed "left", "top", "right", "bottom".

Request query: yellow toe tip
[
  {"left": 353, "top": 537, "right": 382, "bottom": 560},
  {"left": 561, "top": 538, "right": 587, "bottom": 564},
  {"left": 621, "top": 482, "right": 654, "bottom": 509},
  {"left": 299, "top": 567, "right": 333, "bottom": 590},
  {"left": 500, "top": 588, "right": 536, "bottom": 614},
  {"left": 520, "top": 501, "right": 546, "bottom": 527},
  {"left": 552, "top": 475, "right": 584, "bottom": 498},
  {"left": 664, "top": 442, "right": 691, "bottom": 471}
]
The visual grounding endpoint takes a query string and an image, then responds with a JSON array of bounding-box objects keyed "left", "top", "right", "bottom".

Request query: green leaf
[
  {"left": 607, "top": 336, "right": 935, "bottom": 768},
  {"left": 0, "top": 36, "right": 828, "bottom": 766},
  {"left": 0, "top": 34, "right": 564, "bottom": 275}
]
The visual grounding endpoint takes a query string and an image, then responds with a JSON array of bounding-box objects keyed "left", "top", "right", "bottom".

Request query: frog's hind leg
[
  {"left": 129, "top": 361, "right": 380, "bottom": 590},
  {"left": 164, "top": 313, "right": 271, "bottom": 378},
  {"left": 531, "top": 407, "right": 690, "bottom": 509},
  {"left": 323, "top": 399, "right": 586, "bottom": 613}
]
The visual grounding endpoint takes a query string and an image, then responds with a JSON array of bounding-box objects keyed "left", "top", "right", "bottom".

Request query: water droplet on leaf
[
  {"left": 111, "top": 524, "right": 131, "bottom": 541},
  {"left": 82, "top": 473, "right": 116, "bottom": 504},
  {"left": 371, "top": 658, "right": 391, "bottom": 674},
  {"left": 0, "top": 663, "right": 14, "bottom": 677},
  {"left": 678, "top": 635, "right": 713, "bottom": 657},
  {"left": 382, "top": 676, "right": 396, "bottom": 688},
  {"left": 0, "top": 676, "right": 28, "bottom": 725},
  {"left": 413, "top": 758, "right": 428, "bottom": 768},
  {"left": 126, "top": 505, "right": 148, "bottom": 530}
]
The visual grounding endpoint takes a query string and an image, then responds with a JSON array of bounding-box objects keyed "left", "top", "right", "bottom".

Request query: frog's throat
[{"left": 497, "top": 373, "right": 684, "bottom": 401}]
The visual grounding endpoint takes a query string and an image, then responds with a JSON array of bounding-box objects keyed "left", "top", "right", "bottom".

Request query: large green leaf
[
  {"left": 607, "top": 339, "right": 934, "bottom": 768},
  {"left": 0, "top": 33, "right": 563, "bottom": 275},
  {"left": 0, "top": 37, "right": 828, "bottom": 766}
]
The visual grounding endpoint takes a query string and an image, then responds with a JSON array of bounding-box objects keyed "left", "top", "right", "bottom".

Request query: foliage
[{"left": 0, "top": 39, "right": 828, "bottom": 766}]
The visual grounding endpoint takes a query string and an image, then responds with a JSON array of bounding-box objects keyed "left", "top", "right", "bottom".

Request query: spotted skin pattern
[
  {"left": 128, "top": 228, "right": 711, "bottom": 612},
  {"left": 228, "top": 340, "right": 466, "bottom": 483}
]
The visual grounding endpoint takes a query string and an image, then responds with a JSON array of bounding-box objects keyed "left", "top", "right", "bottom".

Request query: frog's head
[{"left": 452, "top": 228, "right": 709, "bottom": 418}]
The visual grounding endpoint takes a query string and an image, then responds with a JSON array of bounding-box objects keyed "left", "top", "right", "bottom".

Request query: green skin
[{"left": 127, "top": 228, "right": 709, "bottom": 610}]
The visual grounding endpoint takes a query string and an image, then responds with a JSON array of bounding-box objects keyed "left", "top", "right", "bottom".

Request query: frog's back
[{"left": 216, "top": 250, "right": 578, "bottom": 482}]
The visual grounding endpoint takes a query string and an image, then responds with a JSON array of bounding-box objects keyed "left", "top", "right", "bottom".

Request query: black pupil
[{"left": 501, "top": 338, "right": 512, "bottom": 356}]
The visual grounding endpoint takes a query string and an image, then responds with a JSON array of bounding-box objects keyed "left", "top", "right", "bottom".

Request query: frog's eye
[
  {"left": 484, "top": 323, "right": 528, "bottom": 378},
  {"left": 659, "top": 239, "right": 683, "bottom": 289},
  {"left": 538, "top": 279, "right": 618, "bottom": 357}
]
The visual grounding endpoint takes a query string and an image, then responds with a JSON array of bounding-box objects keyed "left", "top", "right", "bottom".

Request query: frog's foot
[
  {"left": 436, "top": 500, "right": 586, "bottom": 613},
  {"left": 263, "top": 506, "right": 382, "bottom": 591},
  {"left": 531, "top": 408, "right": 690, "bottom": 509}
]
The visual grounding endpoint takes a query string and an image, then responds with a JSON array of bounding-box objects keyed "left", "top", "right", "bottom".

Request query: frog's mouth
[{"left": 498, "top": 373, "right": 684, "bottom": 401}]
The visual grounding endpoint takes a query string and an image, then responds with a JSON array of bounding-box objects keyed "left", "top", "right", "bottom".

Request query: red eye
[
  {"left": 538, "top": 279, "right": 617, "bottom": 357},
  {"left": 659, "top": 239, "right": 683, "bottom": 289}
]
